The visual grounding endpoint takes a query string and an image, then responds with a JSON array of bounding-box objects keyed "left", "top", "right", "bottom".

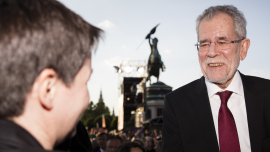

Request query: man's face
[
  {"left": 131, "top": 147, "right": 143, "bottom": 152},
  {"left": 106, "top": 139, "right": 122, "bottom": 152},
  {"left": 146, "top": 138, "right": 153, "bottom": 148},
  {"left": 157, "top": 147, "right": 162, "bottom": 152},
  {"left": 120, "top": 135, "right": 127, "bottom": 143},
  {"left": 98, "top": 134, "right": 108, "bottom": 149},
  {"left": 54, "top": 59, "right": 92, "bottom": 141},
  {"left": 198, "top": 13, "right": 243, "bottom": 88},
  {"left": 92, "top": 140, "right": 98, "bottom": 148}
]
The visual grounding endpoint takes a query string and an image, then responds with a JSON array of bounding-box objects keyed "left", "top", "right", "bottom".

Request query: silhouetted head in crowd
[
  {"left": 97, "top": 132, "right": 108, "bottom": 151},
  {"left": 0, "top": 0, "right": 102, "bottom": 150},
  {"left": 106, "top": 135, "right": 123, "bottom": 152},
  {"left": 120, "top": 134, "right": 128, "bottom": 143},
  {"left": 146, "top": 137, "right": 155, "bottom": 151},
  {"left": 132, "top": 139, "right": 145, "bottom": 148},
  {"left": 92, "top": 139, "right": 98, "bottom": 149},
  {"left": 156, "top": 140, "right": 162, "bottom": 152},
  {"left": 116, "top": 142, "right": 146, "bottom": 152}
]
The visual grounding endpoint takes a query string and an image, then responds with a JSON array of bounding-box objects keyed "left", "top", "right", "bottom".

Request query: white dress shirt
[{"left": 205, "top": 71, "right": 251, "bottom": 152}]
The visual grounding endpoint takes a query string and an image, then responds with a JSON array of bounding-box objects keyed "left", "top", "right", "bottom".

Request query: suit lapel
[
  {"left": 190, "top": 76, "right": 219, "bottom": 152},
  {"left": 240, "top": 73, "right": 263, "bottom": 152}
]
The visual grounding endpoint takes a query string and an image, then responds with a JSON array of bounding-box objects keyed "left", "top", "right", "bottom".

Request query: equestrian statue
[{"left": 145, "top": 24, "right": 165, "bottom": 84}]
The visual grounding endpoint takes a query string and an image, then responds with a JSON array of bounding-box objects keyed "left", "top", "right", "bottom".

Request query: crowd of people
[
  {"left": 53, "top": 121, "right": 162, "bottom": 152},
  {"left": 91, "top": 132, "right": 162, "bottom": 152}
]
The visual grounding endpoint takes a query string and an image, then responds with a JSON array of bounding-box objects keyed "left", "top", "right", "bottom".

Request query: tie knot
[{"left": 216, "top": 91, "right": 233, "bottom": 104}]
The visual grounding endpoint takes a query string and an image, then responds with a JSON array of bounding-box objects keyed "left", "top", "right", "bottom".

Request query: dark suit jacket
[
  {"left": 93, "top": 146, "right": 101, "bottom": 152},
  {"left": 162, "top": 73, "right": 270, "bottom": 152},
  {"left": 0, "top": 119, "right": 63, "bottom": 152},
  {"left": 55, "top": 121, "right": 93, "bottom": 152}
]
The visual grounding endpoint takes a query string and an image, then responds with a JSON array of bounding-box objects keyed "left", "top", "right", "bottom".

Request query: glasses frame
[{"left": 195, "top": 38, "right": 244, "bottom": 51}]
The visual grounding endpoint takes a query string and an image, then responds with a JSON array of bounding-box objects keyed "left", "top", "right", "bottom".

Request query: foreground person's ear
[{"left": 36, "top": 68, "right": 58, "bottom": 110}]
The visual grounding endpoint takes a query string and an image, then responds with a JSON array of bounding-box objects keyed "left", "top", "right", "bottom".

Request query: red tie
[{"left": 216, "top": 91, "right": 241, "bottom": 152}]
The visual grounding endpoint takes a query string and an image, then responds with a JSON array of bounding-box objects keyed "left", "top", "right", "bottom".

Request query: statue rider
[{"left": 146, "top": 33, "right": 165, "bottom": 84}]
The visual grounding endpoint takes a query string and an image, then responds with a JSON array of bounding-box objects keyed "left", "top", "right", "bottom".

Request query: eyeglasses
[{"left": 195, "top": 38, "right": 244, "bottom": 51}]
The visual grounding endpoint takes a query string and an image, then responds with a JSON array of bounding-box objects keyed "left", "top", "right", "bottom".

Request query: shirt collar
[
  {"left": 100, "top": 148, "right": 106, "bottom": 152},
  {"left": 205, "top": 71, "right": 244, "bottom": 98}
]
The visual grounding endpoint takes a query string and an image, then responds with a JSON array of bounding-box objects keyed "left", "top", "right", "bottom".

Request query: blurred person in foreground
[
  {"left": 54, "top": 121, "right": 93, "bottom": 152},
  {"left": 94, "top": 133, "right": 108, "bottom": 152},
  {"left": 162, "top": 5, "right": 270, "bottom": 152},
  {"left": 106, "top": 135, "right": 123, "bottom": 152},
  {"left": 116, "top": 142, "right": 146, "bottom": 152},
  {"left": 0, "top": 0, "right": 102, "bottom": 151}
]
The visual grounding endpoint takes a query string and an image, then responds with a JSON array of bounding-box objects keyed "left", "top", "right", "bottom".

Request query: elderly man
[
  {"left": 162, "top": 5, "right": 270, "bottom": 152},
  {"left": 0, "top": 0, "right": 102, "bottom": 151}
]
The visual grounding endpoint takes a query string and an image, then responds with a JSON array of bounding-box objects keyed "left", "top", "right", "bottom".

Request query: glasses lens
[
  {"left": 197, "top": 40, "right": 232, "bottom": 51},
  {"left": 199, "top": 42, "right": 209, "bottom": 51},
  {"left": 217, "top": 40, "right": 231, "bottom": 50}
]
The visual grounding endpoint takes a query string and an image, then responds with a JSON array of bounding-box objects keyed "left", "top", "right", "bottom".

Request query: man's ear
[
  {"left": 36, "top": 68, "right": 58, "bottom": 110},
  {"left": 239, "top": 38, "right": 250, "bottom": 61}
]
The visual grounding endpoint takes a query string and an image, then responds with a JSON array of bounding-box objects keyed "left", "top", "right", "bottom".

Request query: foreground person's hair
[{"left": 0, "top": 0, "right": 102, "bottom": 118}]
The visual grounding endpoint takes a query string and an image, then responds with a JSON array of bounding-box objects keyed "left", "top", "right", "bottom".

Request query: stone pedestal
[{"left": 145, "top": 81, "right": 172, "bottom": 120}]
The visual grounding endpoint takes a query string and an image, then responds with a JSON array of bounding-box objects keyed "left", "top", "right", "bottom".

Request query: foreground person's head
[{"left": 0, "top": 0, "right": 102, "bottom": 150}]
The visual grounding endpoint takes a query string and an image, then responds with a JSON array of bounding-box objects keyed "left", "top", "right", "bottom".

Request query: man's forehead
[
  {"left": 98, "top": 135, "right": 107, "bottom": 139},
  {"left": 107, "top": 139, "right": 121, "bottom": 144},
  {"left": 199, "top": 36, "right": 230, "bottom": 43},
  {"left": 198, "top": 13, "right": 235, "bottom": 41}
]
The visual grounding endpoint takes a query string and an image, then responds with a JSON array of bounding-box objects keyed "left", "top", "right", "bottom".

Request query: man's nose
[{"left": 207, "top": 42, "right": 219, "bottom": 57}]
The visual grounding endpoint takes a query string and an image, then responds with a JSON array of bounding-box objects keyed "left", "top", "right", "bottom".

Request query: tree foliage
[
  {"left": 94, "top": 113, "right": 112, "bottom": 129},
  {"left": 110, "top": 116, "right": 118, "bottom": 130},
  {"left": 80, "top": 100, "right": 115, "bottom": 130}
]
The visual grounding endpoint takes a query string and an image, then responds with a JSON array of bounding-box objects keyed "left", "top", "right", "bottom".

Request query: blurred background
[{"left": 57, "top": 0, "right": 270, "bottom": 132}]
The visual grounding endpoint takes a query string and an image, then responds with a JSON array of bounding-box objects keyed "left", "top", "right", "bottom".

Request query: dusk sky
[{"left": 58, "top": 0, "right": 270, "bottom": 115}]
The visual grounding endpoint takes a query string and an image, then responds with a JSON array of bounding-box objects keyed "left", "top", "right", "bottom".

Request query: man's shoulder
[
  {"left": 241, "top": 74, "right": 270, "bottom": 95},
  {"left": 165, "top": 77, "right": 203, "bottom": 98},
  {"left": 241, "top": 74, "right": 270, "bottom": 88},
  {"left": 243, "top": 74, "right": 270, "bottom": 83},
  {"left": 0, "top": 147, "right": 63, "bottom": 152},
  {"left": 93, "top": 146, "right": 101, "bottom": 152},
  {"left": 0, "top": 119, "right": 53, "bottom": 152}
]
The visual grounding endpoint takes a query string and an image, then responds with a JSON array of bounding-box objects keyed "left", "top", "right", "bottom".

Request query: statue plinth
[
  {"left": 144, "top": 81, "right": 172, "bottom": 120},
  {"left": 146, "top": 81, "right": 172, "bottom": 101}
]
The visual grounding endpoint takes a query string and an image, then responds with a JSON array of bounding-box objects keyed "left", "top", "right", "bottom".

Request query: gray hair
[
  {"left": 0, "top": 0, "right": 103, "bottom": 118},
  {"left": 196, "top": 5, "right": 247, "bottom": 40}
]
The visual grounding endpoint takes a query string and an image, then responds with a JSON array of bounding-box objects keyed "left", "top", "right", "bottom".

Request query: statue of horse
[{"left": 146, "top": 37, "right": 165, "bottom": 84}]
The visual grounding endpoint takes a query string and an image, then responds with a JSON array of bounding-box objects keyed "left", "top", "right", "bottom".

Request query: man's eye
[
  {"left": 200, "top": 43, "right": 209, "bottom": 47},
  {"left": 217, "top": 41, "right": 227, "bottom": 45}
]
